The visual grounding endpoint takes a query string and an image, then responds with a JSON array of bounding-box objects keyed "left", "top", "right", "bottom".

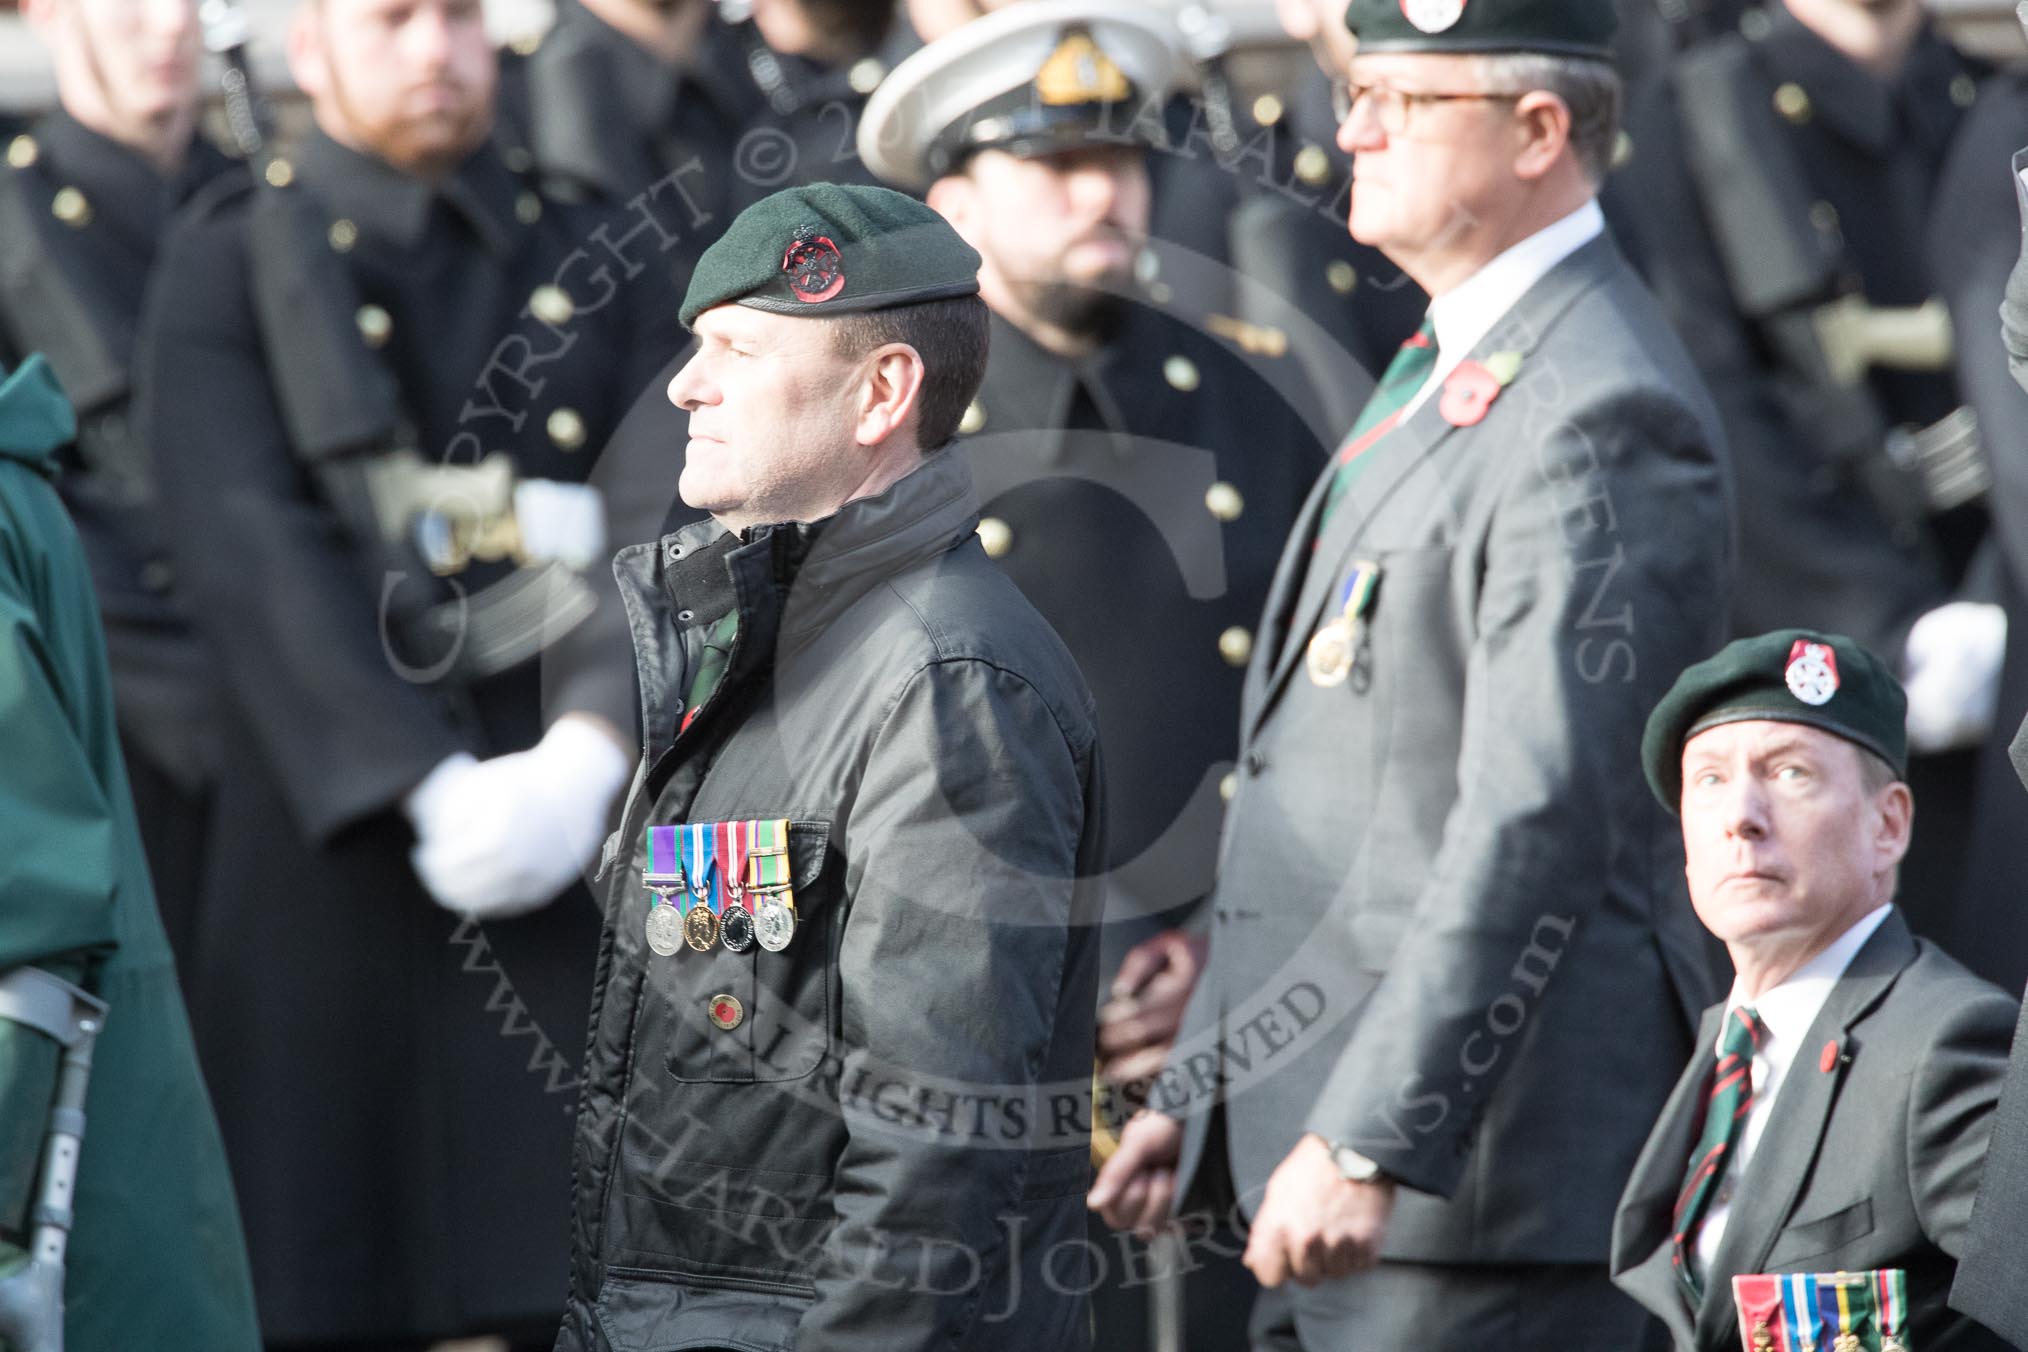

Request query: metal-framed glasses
[{"left": 1330, "top": 79, "right": 1525, "bottom": 132}]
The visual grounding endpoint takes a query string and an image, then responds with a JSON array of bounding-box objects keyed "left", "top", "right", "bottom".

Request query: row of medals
[{"left": 645, "top": 879, "right": 795, "bottom": 957}]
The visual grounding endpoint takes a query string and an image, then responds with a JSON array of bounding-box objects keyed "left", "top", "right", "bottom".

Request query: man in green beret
[
  {"left": 1612, "top": 630, "right": 2015, "bottom": 1351},
  {"left": 1092, "top": 0, "right": 1731, "bottom": 1343},
  {"left": 554, "top": 182, "right": 1108, "bottom": 1352}
]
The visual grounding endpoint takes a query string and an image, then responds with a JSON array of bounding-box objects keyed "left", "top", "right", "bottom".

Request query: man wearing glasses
[{"left": 1091, "top": 0, "right": 1732, "bottom": 1346}]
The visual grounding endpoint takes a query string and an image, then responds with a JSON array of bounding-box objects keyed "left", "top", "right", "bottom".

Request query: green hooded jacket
[{"left": 0, "top": 356, "right": 259, "bottom": 1349}]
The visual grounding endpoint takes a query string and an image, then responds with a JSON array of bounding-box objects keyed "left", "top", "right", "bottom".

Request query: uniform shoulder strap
[{"left": 1673, "top": 33, "right": 1843, "bottom": 318}]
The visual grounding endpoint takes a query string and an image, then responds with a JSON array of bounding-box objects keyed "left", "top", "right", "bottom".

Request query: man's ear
[
  {"left": 1510, "top": 90, "right": 1573, "bottom": 182},
  {"left": 285, "top": 1, "right": 328, "bottom": 103},
  {"left": 855, "top": 343, "right": 926, "bottom": 449},
  {"left": 1872, "top": 779, "right": 1915, "bottom": 873},
  {"left": 926, "top": 174, "right": 982, "bottom": 251}
]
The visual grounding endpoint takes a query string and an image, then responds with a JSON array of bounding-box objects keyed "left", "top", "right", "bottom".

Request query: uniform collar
[
  {"left": 292, "top": 126, "right": 521, "bottom": 257},
  {"left": 33, "top": 105, "right": 189, "bottom": 254},
  {"left": 1755, "top": 6, "right": 1972, "bottom": 158}
]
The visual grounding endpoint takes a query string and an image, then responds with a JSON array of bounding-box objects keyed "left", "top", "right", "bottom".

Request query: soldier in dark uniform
[
  {"left": 1925, "top": 74, "right": 2028, "bottom": 996},
  {"left": 494, "top": 0, "right": 750, "bottom": 280},
  {"left": 3, "top": 0, "right": 232, "bottom": 978},
  {"left": 1233, "top": 0, "right": 1428, "bottom": 431},
  {"left": 708, "top": 0, "right": 902, "bottom": 191},
  {"left": 1616, "top": 0, "right": 1996, "bottom": 918},
  {"left": 134, "top": 0, "right": 684, "bottom": 1343},
  {"left": 860, "top": 8, "right": 1332, "bottom": 1347}
]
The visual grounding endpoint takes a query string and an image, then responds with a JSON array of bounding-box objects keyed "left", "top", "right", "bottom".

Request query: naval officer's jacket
[{"left": 559, "top": 447, "right": 1106, "bottom": 1352}]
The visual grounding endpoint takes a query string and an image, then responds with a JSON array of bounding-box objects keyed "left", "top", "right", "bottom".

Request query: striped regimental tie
[
  {"left": 1672, "top": 1004, "right": 1768, "bottom": 1307},
  {"left": 1317, "top": 314, "right": 1438, "bottom": 529}
]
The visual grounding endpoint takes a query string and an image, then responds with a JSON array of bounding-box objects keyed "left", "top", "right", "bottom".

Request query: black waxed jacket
[{"left": 558, "top": 449, "right": 1106, "bottom": 1352}]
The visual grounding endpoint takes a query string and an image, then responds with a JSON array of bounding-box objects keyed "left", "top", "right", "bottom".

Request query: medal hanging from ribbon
[
  {"left": 680, "top": 823, "right": 721, "bottom": 952},
  {"left": 642, "top": 824, "right": 684, "bottom": 957},
  {"left": 718, "top": 818, "right": 756, "bottom": 952},
  {"left": 748, "top": 818, "right": 797, "bottom": 952},
  {"left": 1874, "top": 1268, "right": 1908, "bottom": 1352},
  {"left": 1819, "top": 1271, "right": 1878, "bottom": 1352},
  {"left": 1782, "top": 1274, "right": 1824, "bottom": 1352},
  {"left": 1733, "top": 1274, "right": 1789, "bottom": 1352},
  {"left": 1306, "top": 560, "right": 1382, "bottom": 689}
]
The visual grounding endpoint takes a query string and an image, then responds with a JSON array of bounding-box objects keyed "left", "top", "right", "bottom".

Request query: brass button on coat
[
  {"left": 976, "top": 517, "right": 1014, "bottom": 558},
  {"left": 546, "top": 407, "right": 587, "bottom": 451},
  {"left": 51, "top": 186, "right": 92, "bottom": 227},
  {"left": 1163, "top": 356, "right": 1200, "bottom": 392},
  {"left": 356, "top": 304, "right": 393, "bottom": 348},
  {"left": 530, "top": 285, "right": 574, "bottom": 326},
  {"left": 1205, "top": 481, "right": 1244, "bottom": 522},
  {"left": 1218, "top": 626, "right": 1253, "bottom": 667}
]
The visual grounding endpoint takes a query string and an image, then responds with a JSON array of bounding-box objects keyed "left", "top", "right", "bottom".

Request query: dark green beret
[
  {"left": 678, "top": 183, "right": 981, "bottom": 330},
  {"left": 1642, "top": 629, "right": 1908, "bottom": 812},
  {"left": 1344, "top": 0, "right": 1616, "bottom": 59}
]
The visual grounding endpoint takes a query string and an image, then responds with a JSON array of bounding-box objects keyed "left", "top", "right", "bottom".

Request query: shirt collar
[
  {"left": 1425, "top": 199, "right": 1604, "bottom": 365},
  {"left": 1722, "top": 903, "right": 1895, "bottom": 1052}
]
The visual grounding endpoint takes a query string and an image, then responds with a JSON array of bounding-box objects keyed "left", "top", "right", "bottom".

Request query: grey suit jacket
[
  {"left": 1613, "top": 911, "right": 2018, "bottom": 1352},
  {"left": 1156, "top": 232, "right": 1733, "bottom": 1264},
  {"left": 1950, "top": 716, "right": 2028, "bottom": 1349}
]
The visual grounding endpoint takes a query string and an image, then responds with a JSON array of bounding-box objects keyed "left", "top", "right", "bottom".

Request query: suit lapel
[
  {"left": 1694, "top": 912, "right": 1919, "bottom": 1346},
  {"left": 1246, "top": 235, "right": 1625, "bottom": 739},
  {"left": 1615, "top": 1004, "right": 1726, "bottom": 1351}
]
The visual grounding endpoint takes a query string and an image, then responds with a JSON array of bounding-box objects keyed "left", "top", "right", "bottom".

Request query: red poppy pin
[
  {"left": 783, "top": 227, "right": 846, "bottom": 304},
  {"left": 1439, "top": 361, "right": 1501, "bottom": 427}
]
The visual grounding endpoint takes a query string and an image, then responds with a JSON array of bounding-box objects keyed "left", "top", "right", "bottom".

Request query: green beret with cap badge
[
  {"left": 679, "top": 182, "right": 982, "bottom": 330},
  {"left": 1641, "top": 629, "right": 1908, "bottom": 813},
  {"left": 1343, "top": 0, "right": 1616, "bottom": 60}
]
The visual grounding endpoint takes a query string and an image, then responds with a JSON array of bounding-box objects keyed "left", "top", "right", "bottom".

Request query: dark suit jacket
[
  {"left": 1161, "top": 231, "right": 1733, "bottom": 1264},
  {"left": 1613, "top": 910, "right": 2017, "bottom": 1352},
  {"left": 1951, "top": 714, "right": 2028, "bottom": 1348}
]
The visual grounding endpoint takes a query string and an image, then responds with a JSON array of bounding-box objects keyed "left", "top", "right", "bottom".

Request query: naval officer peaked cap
[{"left": 857, "top": 0, "right": 1196, "bottom": 193}]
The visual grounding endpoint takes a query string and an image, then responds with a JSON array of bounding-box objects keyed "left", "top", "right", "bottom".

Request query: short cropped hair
[
  {"left": 827, "top": 294, "right": 992, "bottom": 451},
  {"left": 1476, "top": 52, "right": 1622, "bottom": 185}
]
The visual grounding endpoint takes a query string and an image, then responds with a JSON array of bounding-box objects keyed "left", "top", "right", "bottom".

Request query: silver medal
[
  {"left": 645, "top": 901, "right": 684, "bottom": 957},
  {"left": 755, "top": 895, "right": 796, "bottom": 952}
]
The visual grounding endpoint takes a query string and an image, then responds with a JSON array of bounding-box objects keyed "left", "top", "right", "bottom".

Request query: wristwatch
[{"left": 1329, "top": 1141, "right": 1384, "bottom": 1184}]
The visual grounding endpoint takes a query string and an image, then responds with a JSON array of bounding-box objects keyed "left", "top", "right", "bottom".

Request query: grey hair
[{"left": 1475, "top": 53, "right": 1622, "bottom": 184}]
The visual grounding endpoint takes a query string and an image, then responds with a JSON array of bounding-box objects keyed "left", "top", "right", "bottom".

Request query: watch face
[{"left": 1331, "top": 1144, "right": 1380, "bottom": 1182}]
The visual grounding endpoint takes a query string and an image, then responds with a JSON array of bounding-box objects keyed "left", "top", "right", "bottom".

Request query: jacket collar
[
  {"left": 32, "top": 105, "right": 220, "bottom": 256},
  {"left": 621, "top": 448, "right": 983, "bottom": 761},
  {"left": 293, "top": 127, "right": 521, "bottom": 258},
  {"left": 1753, "top": 7, "right": 1972, "bottom": 159},
  {"left": 1693, "top": 908, "right": 1920, "bottom": 1343}
]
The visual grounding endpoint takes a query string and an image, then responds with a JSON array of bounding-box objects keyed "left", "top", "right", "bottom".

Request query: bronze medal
[
  {"left": 756, "top": 894, "right": 796, "bottom": 952},
  {"left": 684, "top": 903, "right": 720, "bottom": 952},
  {"left": 721, "top": 907, "right": 756, "bottom": 952},
  {"left": 645, "top": 900, "right": 683, "bottom": 957},
  {"left": 1306, "top": 617, "right": 1352, "bottom": 687}
]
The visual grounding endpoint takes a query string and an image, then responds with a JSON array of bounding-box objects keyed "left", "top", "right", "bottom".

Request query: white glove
[
  {"left": 403, "top": 716, "right": 633, "bottom": 918},
  {"left": 1903, "top": 601, "right": 2009, "bottom": 754},
  {"left": 514, "top": 480, "right": 606, "bottom": 572}
]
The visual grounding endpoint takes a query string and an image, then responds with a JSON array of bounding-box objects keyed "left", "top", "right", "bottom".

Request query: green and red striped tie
[
  {"left": 1318, "top": 314, "right": 1438, "bottom": 529},
  {"left": 1672, "top": 1005, "right": 1767, "bottom": 1307}
]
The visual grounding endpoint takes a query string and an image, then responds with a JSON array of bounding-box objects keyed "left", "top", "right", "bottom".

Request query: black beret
[
  {"left": 1642, "top": 629, "right": 1908, "bottom": 812},
  {"left": 1343, "top": 0, "right": 1616, "bottom": 59},
  {"left": 679, "top": 183, "right": 981, "bottom": 330}
]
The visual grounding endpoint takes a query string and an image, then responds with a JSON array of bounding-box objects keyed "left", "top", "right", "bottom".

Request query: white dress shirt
[
  {"left": 1692, "top": 903, "right": 1894, "bottom": 1277},
  {"left": 1401, "top": 199, "right": 1606, "bottom": 418}
]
